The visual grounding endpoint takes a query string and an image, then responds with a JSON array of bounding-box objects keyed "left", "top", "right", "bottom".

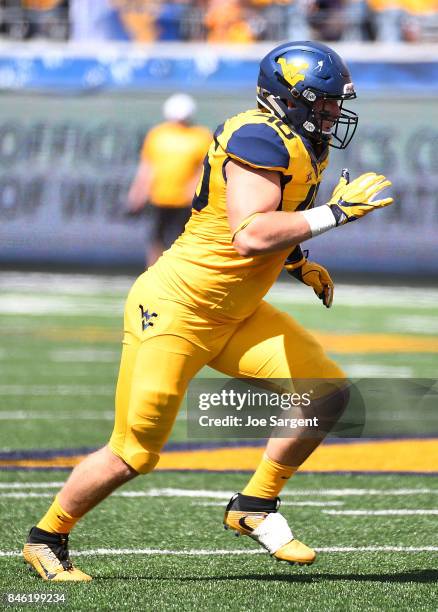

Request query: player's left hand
[
  {"left": 328, "top": 170, "right": 393, "bottom": 225},
  {"left": 287, "top": 260, "right": 334, "bottom": 308}
]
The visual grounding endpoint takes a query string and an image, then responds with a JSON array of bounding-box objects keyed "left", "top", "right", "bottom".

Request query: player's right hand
[
  {"left": 328, "top": 170, "right": 393, "bottom": 226},
  {"left": 293, "top": 259, "right": 334, "bottom": 308}
]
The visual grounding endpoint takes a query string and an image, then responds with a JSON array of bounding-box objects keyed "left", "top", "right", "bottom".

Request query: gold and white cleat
[
  {"left": 224, "top": 493, "right": 316, "bottom": 566},
  {"left": 23, "top": 527, "right": 92, "bottom": 581}
]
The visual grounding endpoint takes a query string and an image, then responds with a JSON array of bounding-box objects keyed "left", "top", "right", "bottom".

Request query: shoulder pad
[{"left": 225, "top": 122, "right": 290, "bottom": 171}]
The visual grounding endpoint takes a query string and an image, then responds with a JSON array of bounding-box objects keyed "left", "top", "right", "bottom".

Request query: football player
[
  {"left": 127, "top": 93, "right": 212, "bottom": 266},
  {"left": 23, "top": 41, "right": 393, "bottom": 580}
]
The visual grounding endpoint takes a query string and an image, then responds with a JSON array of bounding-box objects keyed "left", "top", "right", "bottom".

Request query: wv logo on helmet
[
  {"left": 277, "top": 58, "right": 309, "bottom": 87},
  {"left": 139, "top": 305, "right": 158, "bottom": 331}
]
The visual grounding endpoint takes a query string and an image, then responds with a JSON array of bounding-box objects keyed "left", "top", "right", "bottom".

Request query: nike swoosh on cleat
[
  {"left": 36, "top": 557, "right": 57, "bottom": 580},
  {"left": 238, "top": 513, "right": 266, "bottom": 533},
  {"left": 238, "top": 516, "right": 254, "bottom": 532}
]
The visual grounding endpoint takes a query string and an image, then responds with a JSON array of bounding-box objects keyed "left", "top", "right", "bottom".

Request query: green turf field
[
  {"left": 1, "top": 272, "right": 437, "bottom": 610},
  {"left": 1, "top": 471, "right": 438, "bottom": 611}
]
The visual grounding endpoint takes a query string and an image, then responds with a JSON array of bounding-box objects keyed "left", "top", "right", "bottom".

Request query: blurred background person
[
  {"left": 307, "top": 0, "right": 348, "bottom": 40},
  {"left": 70, "top": 0, "right": 136, "bottom": 41},
  {"left": 126, "top": 93, "right": 212, "bottom": 268},
  {"left": 21, "top": 0, "right": 68, "bottom": 39},
  {"left": 205, "top": 0, "right": 255, "bottom": 42},
  {"left": 154, "top": 0, "right": 193, "bottom": 40},
  {"left": 70, "top": 0, "right": 193, "bottom": 43},
  {"left": 366, "top": 0, "right": 405, "bottom": 40},
  {"left": 285, "top": 0, "right": 313, "bottom": 40},
  {"left": 396, "top": 0, "right": 437, "bottom": 42},
  {"left": 0, "top": 0, "right": 68, "bottom": 40},
  {"left": 340, "top": 0, "right": 371, "bottom": 41},
  {"left": 70, "top": 0, "right": 157, "bottom": 42},
  {"left": 248, "top": 0, "right": 312, "bottom": 40}
]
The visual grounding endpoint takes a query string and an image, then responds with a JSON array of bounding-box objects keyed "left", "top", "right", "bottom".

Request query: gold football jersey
[
  {"left": 149, "top": 108, "right": 330, "bottom": 320},
  {"left": 142, "top": 122, "right": 212, "bottom": 207}
]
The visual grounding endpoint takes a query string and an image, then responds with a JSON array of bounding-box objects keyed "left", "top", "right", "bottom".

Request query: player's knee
[
  {"left": 108, "top": 436, "right": 161, "bottom": 475},
  {"left": 104, "top": 445, "right": 139, "bottom": 477},
  {"left": 122, "top": 448, "right": 160, "bottom": 474},
  {"left": 110, "top": 385, "right": 182, "bottom": 475},
  {"left": 127, "top": 407, "right": 177, "bottom": 473}
]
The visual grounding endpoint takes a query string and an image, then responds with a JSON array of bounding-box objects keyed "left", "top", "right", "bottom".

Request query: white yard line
[
  {"left": 0, "top": 349, "right": 119, "bottom": 362},
  {"left": 316, "top": 546, "right": 438, "bottom": 552},
  {"left": 268, "top": 283, "right": 438, "bottom": 309},
  {"left": 198, "top": 501, "right": 345, "bottom": 507},
  {"left": 0, "top": 385, "right": 114, "bottom": 396},
  {"left": 115, "top": 489, "right": 234, "bottom": 498},
  {"left": 285, "top": 488, "right": 438, "bottom": 496},
  {"left": 49, "top": 349, "right": 120, "bottom": 362},
  {"left": 323, "top": 509, "right": 438, "bottom": 516},
  {"left": 344, "top": 365, "right": 414, "bottom": 378},
  {"left": 0, "top": 482, "right": 65, "bottom": 489},
  {"left": 0, "top": 295, "right": 124, "bottom": 316},
  {"left": 0, "top": 491, "right": 226, "bottom": 499},
  {"left": 1, "top": 546, "right": 437, "bottom": 558},
  {"left": 0, "top": 485, "right": 436, "bottom": 496},
  {"left": 2, "top": 491, "right": 437, "bottom": 505},
  {"left": 0, "top": 493, "right": 55, "bottom": 498},
  {"left": 0, "top": 272, "right": 133, "bottom": 296},
  {"left": 0, "top": 411, "right": 114, "bottom": 420},
  {"left": 0, "top": 410, "right": 186, "bottom": 421},
  {"left": 388, "top": 315, "right": 438, "bottom": 335},
  {"left": 137, "top": 487, "right": 438, "bottom": 498},
  {"left": 0, "top": 272, "right": 438, "bottom": 316}
]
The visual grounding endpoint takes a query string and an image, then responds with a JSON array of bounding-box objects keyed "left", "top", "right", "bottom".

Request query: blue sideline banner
[{"left": 0, "top": 51, "right": 438, "bottom": 93}]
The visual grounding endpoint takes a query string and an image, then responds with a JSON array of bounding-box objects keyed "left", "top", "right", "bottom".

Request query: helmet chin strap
[{"left": 256, "top": 91, "right": 286, "bottom": 119}]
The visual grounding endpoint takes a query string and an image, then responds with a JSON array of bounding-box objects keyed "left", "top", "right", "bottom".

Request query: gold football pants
[{"left": 109, "top": 271, "right": 344, "bottom": 473}]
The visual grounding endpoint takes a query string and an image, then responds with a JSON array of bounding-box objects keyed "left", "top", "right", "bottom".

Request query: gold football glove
[
  {"left": 285, "top": 247, "right": 334, "bottom": 308},
  {"left": 328, "top": 169, "right": 393, "bottom": 225}
]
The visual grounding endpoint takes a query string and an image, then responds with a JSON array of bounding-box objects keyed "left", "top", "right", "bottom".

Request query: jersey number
[{"left": 255, "top": 113, "right": 295, "bottom": 141}]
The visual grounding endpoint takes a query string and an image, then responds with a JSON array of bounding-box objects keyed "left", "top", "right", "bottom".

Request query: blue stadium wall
[{"left": 0, "top": 43, "right": 437, "bottom": 274}]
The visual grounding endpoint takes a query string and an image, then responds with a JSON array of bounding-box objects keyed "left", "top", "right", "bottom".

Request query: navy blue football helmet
[{"left": 257, "top": 41, "right": 358, "bottom": 149}]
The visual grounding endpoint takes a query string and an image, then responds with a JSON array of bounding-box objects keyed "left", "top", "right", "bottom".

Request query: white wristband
[{"left": 301, "top": 205, "right": 337, "bottom": 237}]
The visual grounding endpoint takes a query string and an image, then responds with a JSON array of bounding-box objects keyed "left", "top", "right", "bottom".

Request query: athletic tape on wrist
[{"left": 301, "top": 205, "right": 337, "bottom": 237}]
